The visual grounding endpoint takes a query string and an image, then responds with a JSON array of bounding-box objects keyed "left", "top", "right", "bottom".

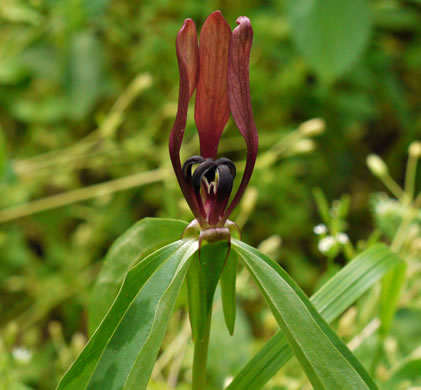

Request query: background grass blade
[
  {"left": 89, "top": 218, "right": 187, "bottom": 333},
  {"left": 383, "top": 357, "right": 421, "bottom": 389},
  {"left": 228, "top": 244, "right": 402, "bottom": 389},
  {"left": 232, "top": 240, "right": 385, "bottom": 390},
  {"left": 57, "top": 239, "right": 197, "bottom": 390},
  {"left": 379, "top": 261, "right": 407, "bottom": 337}
]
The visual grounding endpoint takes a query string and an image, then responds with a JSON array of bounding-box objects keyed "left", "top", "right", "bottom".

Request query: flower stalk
[{"left": 192, "top": 312, "right": 212, "bottom": 390}]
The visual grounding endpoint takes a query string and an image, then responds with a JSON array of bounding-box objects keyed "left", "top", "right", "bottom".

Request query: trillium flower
[{"left": 169, "top": 11, "right": 258, "bottom": 236}]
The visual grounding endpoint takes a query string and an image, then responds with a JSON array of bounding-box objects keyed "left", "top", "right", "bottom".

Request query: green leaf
[
  {"left": 200, "top": 241, "right": 229, "bottom": 314},
  {"left": 232, "top": 240, "right": 386, "bottom": 390},
  {"left": 383, "top": 357, "right": 421, "bottom": 389},
  {"left": 228, "top": 244, "right": 402, "bottom": 389},
  {"left": 186, "top": 251, "right": 207, "bottom": 341},
  {"left": 379, "top": 261, "right": 407, "bottom": 337},
  {"left": 67, "top": 32, "right": 104, "bottom": 119},
  {"left": 286, "top": 0, "right": 371, "bottom": 82},
  {"left": 186, "top": 241, "right": 229, "bottom": 341},
  {"left": 220, "top": 250, "right": 238, "bottom": 335},
  {"left": 58, "top": 239, "right": 197, "bottom": 390},
  {"left": 89, "top": 218, "right": 187, "bottom": 333}
]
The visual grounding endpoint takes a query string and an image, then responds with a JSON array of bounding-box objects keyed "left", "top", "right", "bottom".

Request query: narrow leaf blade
[
  {"left": 58, "top": 239, "right": 197, "bottom": 390},
  {"left": 233, "top": 240, "right": 378, "bottom": 390},
  {"left": 228, "top": 244, "right": 401, "bottom": 389},
  {"left": 186, "top": 252, "right": 207, "bottom": 341},
  {"left": 220, "top": 250, "right": 238, "bottom": 335},
  {"left": 200, "top": 241, "right": 229, "bottom": 314},
  {"left": 186, "top": 241, "right": 229, "bottom": 340},
  {"left": 89, "top": 218, "right": 187, "bottom": 333}
]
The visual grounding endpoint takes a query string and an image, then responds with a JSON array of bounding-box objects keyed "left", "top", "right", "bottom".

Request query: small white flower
[
  {"left": 12, "top": 347, "right": 32, "bottom": 363},
  {"left": 313, "top": 224, "right": 327, "bottom": 235},
  {"left": 318, "top": 236, "right": 336, "bottom": 253},
  {"left": 336, "top": 233, "right": 349, "bottom": 244},
  {"left": 375, "top": 197, "right": 401, "bottom": 216}
]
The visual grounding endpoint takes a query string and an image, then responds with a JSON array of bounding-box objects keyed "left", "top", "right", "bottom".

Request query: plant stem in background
[
  {"left": 0, "top": 169, "right": 169, "bottom": 223},
  {"left": 404, "top": 141, "right": 421, "bottom": 204},
  {"left": 192, "top": 313, "right": 212, "bottom": 390}
]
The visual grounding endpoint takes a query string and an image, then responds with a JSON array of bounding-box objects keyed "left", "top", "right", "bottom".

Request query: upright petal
[
  {"left": 225, "top": 16, "right": 258, "bottom": 219},
  {"left": 170, "top": 19, "right": 199, "bottom": 157},
  {"left": 177, "top": 19, "right": 200, "bottom": 99},
  {"left": 169, "top": 19, "right": 204, "bottom": 223},
  {"left": 195, "top": 11, "right": 232, "bottom": 159}
]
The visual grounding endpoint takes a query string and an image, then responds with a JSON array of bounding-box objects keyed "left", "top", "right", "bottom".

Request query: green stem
[
  {"left": 0, "top": 168, "right": 169, "bottom": 223},
  {"left": 390, "top": 208, "right": 416, "bottom": 252},
  {"left": 192, "top": 312, "right": 212, "bottom": 390},
  {"left": 382, "top": 173, "right": 405, "bottom": 200},
  {"left": 404, "top": 153, "right": 418, "bottom": 204},
  {"left": 326, "top": 254, "right": 335, "bottom": 274}
]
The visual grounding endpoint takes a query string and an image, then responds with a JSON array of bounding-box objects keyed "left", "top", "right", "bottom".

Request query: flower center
[{"left": 183, "top": 156, "right": 236, "bottom": 225}]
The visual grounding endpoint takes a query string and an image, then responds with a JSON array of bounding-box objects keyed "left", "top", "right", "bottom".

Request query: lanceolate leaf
[
  {"left": 186, "top": 241, "right": 229, "bottom": 341},
  {"left": 89, "top": 218, "right": 187, "bottom": 333},
  {"left": 58, "top": 239, "right": 197, "bottom": 390},
  {"left": 228, "top": 244, "right": 402, "bottom": 389},
  {"left": 232, "top": 240, "right": 378, "bottom": 390},
  {"left": 200, "top": 241, "right": 230, "bottom": 315},
  {"left": 186, "top": 250, "right": 207, "bottom": 341}
]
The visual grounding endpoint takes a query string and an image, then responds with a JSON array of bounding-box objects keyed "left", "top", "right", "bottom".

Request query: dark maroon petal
[
  {"left": 183, "top": 155, "right": 204, "bottom": 181},
  {"left": 194, "top": 11, "right": 232, "bottom": 159},
  {"left": 178, "top": 19, "right": 200, "bottom": 99},
  {"left": 224, "top": 16, "right": 258, "bottom": 220},
  {"left": 169, "top": 19, "right": 199, "bottom": 157},
  {"left": 169, "top": 19, "right": 204, "bottom": 223},
  {"left": 191, "top": 159, "right": 217, "bottom": 190}
]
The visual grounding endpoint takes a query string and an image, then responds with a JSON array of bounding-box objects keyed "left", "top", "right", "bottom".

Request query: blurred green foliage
[{"left": 0, "top": 0, "right": 420, "bottom": 388}]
